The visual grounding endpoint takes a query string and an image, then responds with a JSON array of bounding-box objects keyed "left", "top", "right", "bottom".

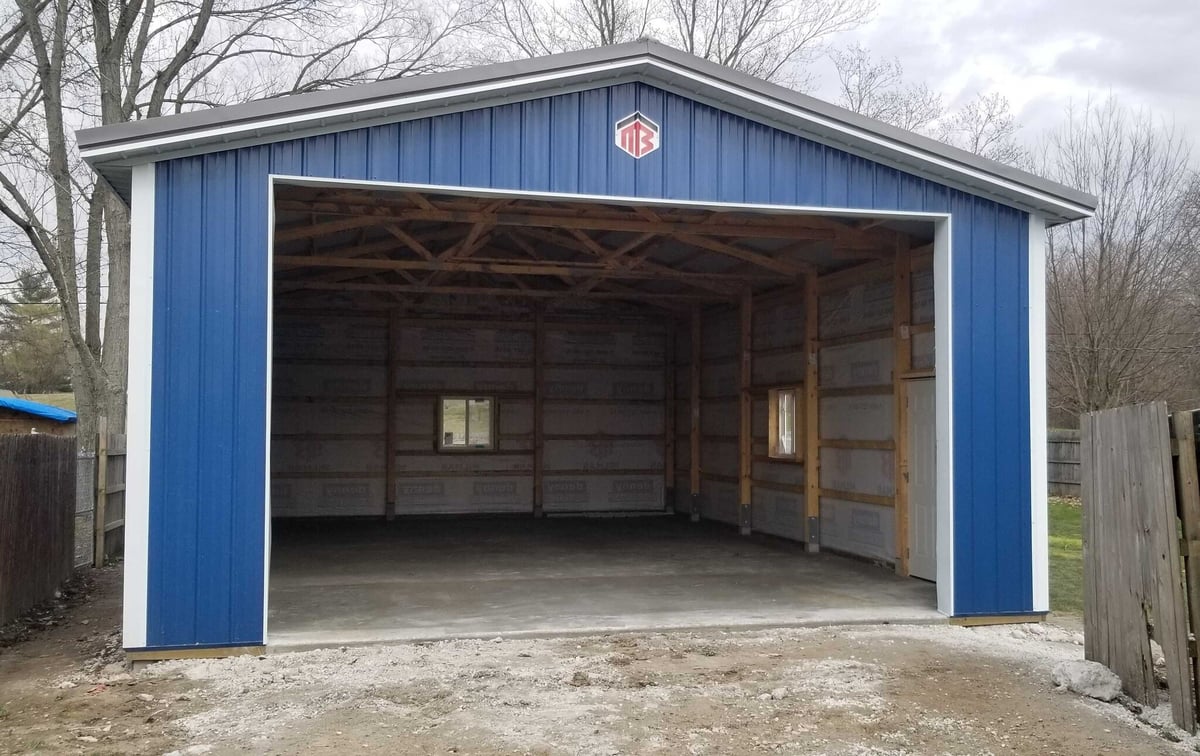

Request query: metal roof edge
[{"left": 78, "top": 40, "right": 1097, "bottom": 221}]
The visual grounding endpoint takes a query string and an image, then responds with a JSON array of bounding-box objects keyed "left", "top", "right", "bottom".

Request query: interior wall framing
[
  {"left": 672, "top": 247, "right": 934, "bottom": 565},
  {"left": 270, "top": 313, "right": 668, "bottom": 516}
]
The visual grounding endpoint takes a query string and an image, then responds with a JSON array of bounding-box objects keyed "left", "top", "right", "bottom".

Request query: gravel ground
[{"left": 2, "top": 566, "right": 1197, "bottom": 755}]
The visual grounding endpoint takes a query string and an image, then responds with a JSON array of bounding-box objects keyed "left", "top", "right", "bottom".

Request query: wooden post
[
  {"left": 893, "top": 240, "right": 912, "bottom": 575},
  {"left": 1171, "top": 409, "right": 1200, "bottom": 713},
  {"left": 690, "top": 306, "right": 702, "bottom": 522},
  {"left": 664, "top": 324, "right": 676, "bottom": 511},
  {"left": 804, "top": 273, "right": 820, "bottom": 551},
  {"left": 385, "top": 310, "right": 398, "bottom": 520},
  {"left": 533, "top": 305, "right": 545, "bottom": 517},
  {"left": 93, "top": 416, "right": 108, "bottom": 568},
  {"left": 739, "top": 290, "right": 753, "bottom": 535}
]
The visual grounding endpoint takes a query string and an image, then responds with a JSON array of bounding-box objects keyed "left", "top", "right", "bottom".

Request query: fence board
[
  {"left": 0, "top": 434, "right": 77, "bottom": 625},
  {"left": 1173, "top": 410, "right": 1200, "bottom": 715},
  {"left": 1083, "top": 402, "right": 1195, "bottom": 731},
  {"left": 1083, "top": 405, "right": 1157, "bottom": 702},
  {"left": 1145, "top": 406, "right": 1194, "bottom": 731},
  {"left": 1048, "top": 428, "right": 1081, "bottom": 496},
  {"left": 94, "top": 425, "right": 127, "bottom": 564}
]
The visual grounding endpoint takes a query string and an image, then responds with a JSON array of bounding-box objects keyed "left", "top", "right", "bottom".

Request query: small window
[
  {"left": 439, "top": 397, "right": 495, "bottom": 451},
  {"left": 768, "top": 387, "right": 803, "bottom": 462}
]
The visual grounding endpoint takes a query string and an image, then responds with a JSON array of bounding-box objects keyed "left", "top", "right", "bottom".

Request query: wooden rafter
[
  {"left": 274, "top": 201, "right": 899, "bottom": 246},
  {"left": 276, "top": 280, "right": 725, "bottom": 302},
  {"left": 274, "top": 255, "right": 786, "bottom": 284}
]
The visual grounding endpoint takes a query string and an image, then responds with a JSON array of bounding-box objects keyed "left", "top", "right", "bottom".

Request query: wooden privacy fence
[
  {"left": 0, "top": 434, "right": 77, "bottom": 625},
  {"left": 1082, "top": 402, "right": 1200, "bottom": 732},
  {"left": 1048, "top": 428, "right": 1081, "bottom": 496},
  {"left": 93, "top": 416, "right": 127, "bottom": 567}
]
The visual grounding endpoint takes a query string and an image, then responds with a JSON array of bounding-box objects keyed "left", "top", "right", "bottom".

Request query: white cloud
[{"left": 812, "top": 0, "right": 1200, "bottom": 144}]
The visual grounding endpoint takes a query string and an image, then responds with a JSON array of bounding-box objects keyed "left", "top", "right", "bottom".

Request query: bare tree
[
  {"left": 938, "top": 91, "right": 1026, "bottom": 166},
  {"left": 1040, "top": 97, "right": 1197, "bottom": 423},
  {"left": 663, "top": 0, "right": 874, "bottom": 84},
  {"left": 829, "top": 43, "right": 940, "bottom": 131},
  {"left": 0, "top": 0, "right": 482, "bottom": 446},
  {"left": 480, "top": 0, "right": 650, "bottom": 58},
  {"left": 482, "top": 0, "right": 875, "bottom": 86}
]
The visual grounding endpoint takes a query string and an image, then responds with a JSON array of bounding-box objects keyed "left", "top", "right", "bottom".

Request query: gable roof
[
  {"left": 0, "top": 395, "right": 77, "bottom": 423},
  {"left": 77, "top": 40, "right": 1096, "bottom": 224}
]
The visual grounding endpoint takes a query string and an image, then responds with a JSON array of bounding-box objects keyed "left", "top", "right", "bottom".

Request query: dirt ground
[{"left": 1, "top": 567, "right": 1196, "bottom": 755}]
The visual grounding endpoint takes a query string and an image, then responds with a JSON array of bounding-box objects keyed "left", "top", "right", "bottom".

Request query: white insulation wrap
[
  {"left": 819, "top": 396, "right": 893, "bottom": 441},
  {"left": 394, "top": 477, "right": 533, "bottom": 514},
  {"left": 273, "top": 314, "right": 667, "bottom": 517},
  {"left": 544, "top": 475, "right": 663, "bottom": 512},
  {"left": 752, "top": 489, "right": 806, "bottom": 541},
  {"left": 272, "top": 478, "right": 385, "bottom": 517},
  {"left": 820, "top": 499, "right": 895, "bottom": 562},
  {"left": 821, "top": 448, "right": 895, "bottom": 496},
  {"left": 819, "top": 278, "right": 892, "bottom": 339},
  {"left": 397, "top": 326, "right": 534, "bottom": 362},
  {"left": 820, "top": 339, "right": 894, "bottom": 387}
]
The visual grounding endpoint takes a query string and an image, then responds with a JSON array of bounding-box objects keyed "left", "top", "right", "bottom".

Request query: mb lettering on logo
[{"left": 614, "top": 111, "right": 660, "bottom": 159}]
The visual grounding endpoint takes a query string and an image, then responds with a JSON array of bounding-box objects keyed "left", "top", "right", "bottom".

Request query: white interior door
[{"left": 906, "top": 378, "right": 937, "bottom": 581}]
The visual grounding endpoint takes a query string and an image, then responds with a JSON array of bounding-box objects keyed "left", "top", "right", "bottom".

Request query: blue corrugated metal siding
[{"left": 148, "top": 81, "right": 1033, "bottom": 647}]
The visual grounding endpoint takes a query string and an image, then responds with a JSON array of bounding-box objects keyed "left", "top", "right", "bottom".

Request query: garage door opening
[{"left": 266, "top": 180, "right": 944, "bottom": 648}]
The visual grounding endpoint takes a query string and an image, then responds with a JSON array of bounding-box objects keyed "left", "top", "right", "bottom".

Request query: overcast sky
[{"left": 811, "top": 0, "right": 1200, "bottom": 145}]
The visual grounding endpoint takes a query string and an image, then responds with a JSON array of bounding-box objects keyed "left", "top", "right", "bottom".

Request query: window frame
[
  {"left": 436, "top": 395, "right": 497, "bottom": 452},
  {"left": 767, "top": 386, "right": 804, "bottom": 462}
]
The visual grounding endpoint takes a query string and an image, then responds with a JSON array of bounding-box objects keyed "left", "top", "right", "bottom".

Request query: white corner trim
[
  {"left": 1028, "top": 213, "right": 1050, "bottom": 612},
  {"left": 934, "top": 217, "right": 955, "bottom": 616},
  {"left": 123, "top": 162, "right": 155, "bottom": 649},
  {"left": 262, "top": 177, "right": 276, "bottom": 645}
]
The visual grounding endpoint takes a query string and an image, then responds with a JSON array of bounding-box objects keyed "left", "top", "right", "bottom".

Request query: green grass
[
  {"left": 21, "top": 392, "right": 75, "bottom": 411},
  {"left": 1049, "top": 496, "right": 1083, "bottom": 615}
]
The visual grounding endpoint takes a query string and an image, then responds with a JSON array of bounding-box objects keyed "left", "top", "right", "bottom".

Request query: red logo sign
[{"left": 615, "top": 112, "right": 660, "bottom": 159}]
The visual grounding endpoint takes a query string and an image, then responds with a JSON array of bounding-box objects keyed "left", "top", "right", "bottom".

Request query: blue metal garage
[{"left": 80, "top": 40, "right": 1095, "bottom": 656}]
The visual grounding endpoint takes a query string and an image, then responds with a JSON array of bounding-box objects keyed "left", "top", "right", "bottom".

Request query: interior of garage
[{"left": 266, "top": 182, "right": 940, "bottom": 646}]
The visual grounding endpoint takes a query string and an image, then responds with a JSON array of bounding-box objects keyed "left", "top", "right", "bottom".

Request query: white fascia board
[{"left": 82, "top": 57, "right": 1093, "bottom": 222}]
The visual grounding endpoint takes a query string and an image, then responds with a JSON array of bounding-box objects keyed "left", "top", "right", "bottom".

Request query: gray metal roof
[{"left": 77, "top": 40, "right": 1096, "bottom": 222}]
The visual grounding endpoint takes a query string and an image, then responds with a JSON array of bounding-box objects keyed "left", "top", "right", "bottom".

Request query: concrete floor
[{"left": 266, "top": 516, "right": 941, "bottom": 649}]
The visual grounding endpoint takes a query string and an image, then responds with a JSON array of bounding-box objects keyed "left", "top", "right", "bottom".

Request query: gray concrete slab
[{"left": 266, "top": 516, "right": 941, "bottom": 650}]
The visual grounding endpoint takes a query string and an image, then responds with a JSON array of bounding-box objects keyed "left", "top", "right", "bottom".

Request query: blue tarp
[{"left": 0, "top": 396, "right": 76, "bottom": 423}]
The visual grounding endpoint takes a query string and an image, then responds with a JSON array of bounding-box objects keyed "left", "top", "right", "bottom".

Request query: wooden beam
[
  {"left": 276, "top": 280, "right": 726, "bottom": 302},
  {"left": 274, "top": 202, "right": 888, "bottom": 243},
  {"left": 804, "top": 272, "right": 821, "bottom": 552},
  {"left": 893, "top": 240, "right": 912, "bottom": 575},
  {"left": 385, "top": 310, "right": 399, "bottom": 520},
  {"left": 515, "top": 227, "right": 743, "bottom": 296},
  {"left": 739, "top": 290, "right": 753, "bottom": 535},
  {"left": 533, "top": 305, "right": 545, "bottom": 517},
  {"left": 676, "top": 233, "right": 811, "bottom": 277},
  {"left": 665, "top": 324, "right": 676, "bottom": 511},
  {"left": 275, "top": 254, "right": 783, "bottom": 284},
  {"left": 690, "top": 306, "right": 702, "bottom": 522}
]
